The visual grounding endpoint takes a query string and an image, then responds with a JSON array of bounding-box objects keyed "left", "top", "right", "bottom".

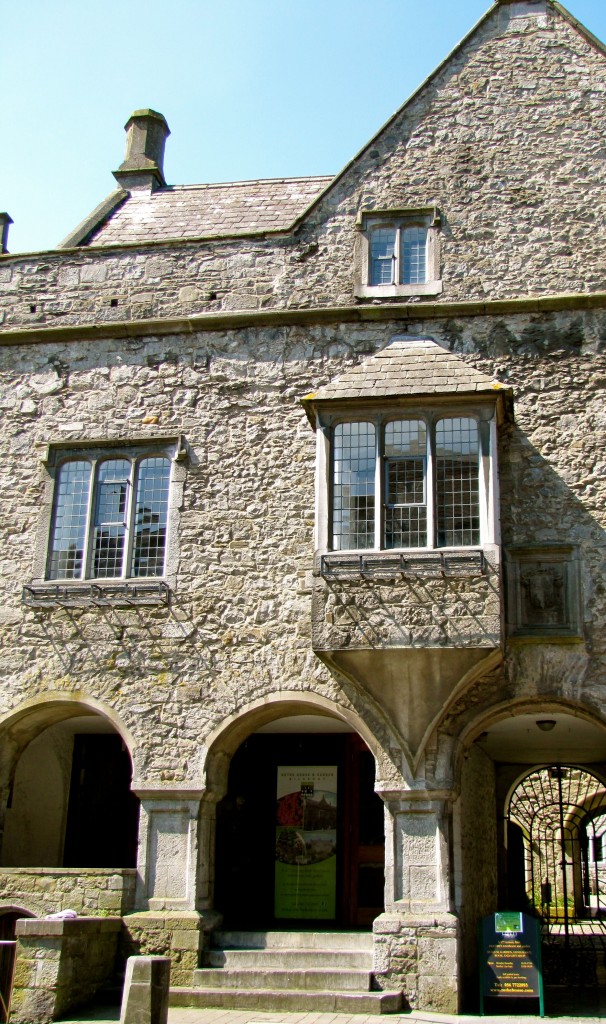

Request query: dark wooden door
[
  {"left": 341, "top": 734, "right": 385, "bottom": 927},
  {"left": 63, "top": 734, "right": 139, "bottom": 867}
]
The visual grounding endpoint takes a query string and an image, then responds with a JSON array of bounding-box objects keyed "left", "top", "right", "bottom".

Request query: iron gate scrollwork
[{"left": 507, "top": 765, "right": 606, "bottom": 991}]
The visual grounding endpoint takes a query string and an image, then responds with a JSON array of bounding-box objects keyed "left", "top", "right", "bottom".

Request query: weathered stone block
[{"left": 119, "top": 956, "right": 170, "bottom": 1024}]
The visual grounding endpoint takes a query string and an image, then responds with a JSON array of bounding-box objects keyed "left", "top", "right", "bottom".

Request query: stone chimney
[
  {"left": 0, "top": 213, "right": 13, "bottom": 254},
  {"left": 113, "top": 109, "right": 170, "bottom": 191}
]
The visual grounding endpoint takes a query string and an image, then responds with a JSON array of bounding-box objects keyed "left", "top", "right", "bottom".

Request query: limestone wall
[
  {"left": 0, "top": 309, "right": 603, "bottom": 785},
  {"left": 0, "top": 868, "right": 137, "bottom": 918},
  {"left": 11, "top": 917, "right": 122, "bottom": 1024},
  {"left": 312, "top": 555, "right": 500, "bottom": 651}
]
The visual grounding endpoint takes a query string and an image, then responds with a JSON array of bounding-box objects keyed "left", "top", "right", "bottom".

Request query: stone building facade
[{"left": 1, "top": 0, "right": 606, "bottom": 1017}]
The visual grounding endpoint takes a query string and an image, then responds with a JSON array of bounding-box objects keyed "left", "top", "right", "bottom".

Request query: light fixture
[{"left": 536, "top": 719, "right": 556, "bottom": 732}]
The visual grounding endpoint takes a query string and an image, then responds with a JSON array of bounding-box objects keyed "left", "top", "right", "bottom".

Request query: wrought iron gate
[{"left": 507, "top": 765, "right": 606, "bottom": 991}]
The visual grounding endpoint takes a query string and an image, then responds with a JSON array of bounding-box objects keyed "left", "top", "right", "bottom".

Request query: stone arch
[
  {"left": 455, "top": 696, "right": 606, "bottom": 791},
  {"left": 197, "top": 690, "right": 400, "bottom": 930},
  {"left": 202, "top": 689, "right": 409, "bottom": 801},
  {"left": 0, "top": 693, "right": 139, "bottom": 871},
  {"left": 0, "top": 691, "right": 136, "bottom": 764},
  {"left": 451, "top": 698, "right": 606, "bottom": 1005}
]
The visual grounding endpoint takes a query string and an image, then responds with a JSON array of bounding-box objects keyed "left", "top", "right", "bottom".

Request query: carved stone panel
[{"left": 505, "top": 546, "right": 582, "bottom": 640}]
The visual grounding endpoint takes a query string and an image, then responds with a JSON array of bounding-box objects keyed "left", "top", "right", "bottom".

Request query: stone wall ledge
[
  {"left": 124, "top": 911, "right": 202, "bottom": 928},
  {"left": 1, "top": 291, "right": 606, "bottom": 346},
  {"left": 16, "top": 916, "right": 122, "bottom": 937},
  {"left": 374, "top": 911, "right": 459, "bottom": 933},
  {"left": 0, "top": 867, "right": 137, "bottom": 877}
]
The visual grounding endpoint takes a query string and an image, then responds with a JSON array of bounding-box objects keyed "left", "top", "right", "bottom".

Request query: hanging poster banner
[{"left": 274, "top": 765, "right": 337, "bottom": 919}]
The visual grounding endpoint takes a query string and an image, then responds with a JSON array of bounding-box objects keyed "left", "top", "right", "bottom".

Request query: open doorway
[
  {"left": 214, "top": 715, "right": 385, "bottom": 930},
  {"left": 1, "top": 713, "right": 139, "bottom": 869},
  {"left": 457, "top": 709, "right": 606, "bottom": 1013}
]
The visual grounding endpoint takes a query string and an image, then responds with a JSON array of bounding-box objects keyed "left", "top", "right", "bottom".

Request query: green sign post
[{"left": 479, "top": 912, "right": 544, "bottom": 1016}]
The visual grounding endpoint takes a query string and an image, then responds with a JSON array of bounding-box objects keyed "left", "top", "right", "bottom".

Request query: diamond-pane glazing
[
  {"left": 48, "top": 460, "right": 92, "bottom": 579},
  {"left": 333, "top": 422, "right": 376, "bottom": 550},
  {"left": 436, "top": 418, "right": 479, "bottom": 547},
  {"left": 131, "top": 457, "right": 170, "bottom": 577}
]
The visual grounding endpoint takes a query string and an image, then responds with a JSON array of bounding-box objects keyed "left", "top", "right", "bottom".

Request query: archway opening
[
  {"left": 214, "top": 713, "right": 385, "bottom": 930},
  {"left": 1, "top": 710, "right": 139, "bottom": 869},
  {"left": 457, "top": 709, "right": 606, "bottom": 1012},
  {"left": 0, "top": 909, "right": 33, "bottom": 1024}
]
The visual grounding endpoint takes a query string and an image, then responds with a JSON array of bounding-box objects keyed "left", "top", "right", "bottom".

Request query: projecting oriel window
[
  {"left": 331, "top": 415, "right": 481, "bottom": 552},
  {"left": 47, "top": 451, "right": 171, "bottom": 581}
]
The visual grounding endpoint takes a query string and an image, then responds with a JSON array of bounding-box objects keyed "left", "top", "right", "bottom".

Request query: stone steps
[
  {"left": 212, "top": 929, "right": 374, "bottom": 950},
  {"left": 171, "top": 929, "right": 402, "bottom": 1014},
  {"left": 206, "top": 948, "right": 372, "bottom": 969},
  {"left": 169, "top": 986, "right": 403, "bottom": 1014},
  {"left": 194, "top": 967, "right": 373, "bottom": 991}
]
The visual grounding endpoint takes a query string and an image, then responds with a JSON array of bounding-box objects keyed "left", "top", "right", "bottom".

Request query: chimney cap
[
  {"left": 124, "top": 109, "right": 170, "bottom": 133},
  {"left": 0, "top": 213, "right": 13, "bottom": 255},
  {"left": 114, "top": 109, "right": 171, "bottom": 191}
]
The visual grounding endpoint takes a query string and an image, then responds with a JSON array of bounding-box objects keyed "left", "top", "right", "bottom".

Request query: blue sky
[{"left": 2, "top": 0, "right": 606, "bottom": 253}]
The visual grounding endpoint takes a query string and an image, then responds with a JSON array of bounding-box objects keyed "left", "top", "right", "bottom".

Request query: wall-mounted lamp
[{"left": 536, "top": 720, "right": 556, "bottom": 732}]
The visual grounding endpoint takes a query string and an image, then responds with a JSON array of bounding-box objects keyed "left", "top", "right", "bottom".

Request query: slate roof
[
  {"left": 302, "top": 338, "right": 506, "bottom": 408},
  {"left": 86, "top": 176, "right": 333, "bottom": 247}
]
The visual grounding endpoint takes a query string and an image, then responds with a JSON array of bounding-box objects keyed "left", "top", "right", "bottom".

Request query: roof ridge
[{"left": 155, "top": 175, "right": 334, "bottom": 194}]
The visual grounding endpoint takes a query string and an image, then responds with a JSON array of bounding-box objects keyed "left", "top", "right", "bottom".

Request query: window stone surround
[
  {"left": 27, "top": 435, "right": 187, "bottom": 595},
  {"left": 354, "top": 207, "right": 442, "bottom": 299}
]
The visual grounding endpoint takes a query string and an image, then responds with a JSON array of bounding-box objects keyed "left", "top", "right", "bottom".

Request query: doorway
[
  {"left": 1, "top": 714, "right": 139, "bottom": 869},
  {"left": 214, "top": 728, "right": 384, "bottom": 929}
]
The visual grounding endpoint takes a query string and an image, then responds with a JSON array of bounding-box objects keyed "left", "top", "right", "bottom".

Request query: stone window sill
[
  {"left": 22, "top": 580, "right": 171, "bottom": 608},
  {"left": 317, "top": 549, "right": 486, "bottom": 580},
  {"left": 354, "top": 281, "right": 443, "bottom": 300}
]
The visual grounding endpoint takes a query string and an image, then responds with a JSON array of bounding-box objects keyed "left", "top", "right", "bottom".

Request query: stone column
[
  {"left": 123, "top": 788, "right": 207, "bottom": 987},
  {"left": 373, "top": 790, "right": 459, "bottom": 1013},
  {"left": 134, "top": 789, "right": 202, "bottom": 912}
]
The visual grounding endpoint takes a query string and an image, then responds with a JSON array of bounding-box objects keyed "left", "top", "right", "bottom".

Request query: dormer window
[
  {"left": 370, "top": 226, "right": 427, "bottom": 286},
  {"left": 355, "top": 207, "right": 442, "bottom": 299}
]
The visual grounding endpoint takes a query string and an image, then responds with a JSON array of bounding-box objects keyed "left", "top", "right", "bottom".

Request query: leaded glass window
[
  {"left": 370, "top": 228, "right": 396, "bottom": 285},
  {"left": 332, "top": 422, "right": 376, "bottom": 550},
  {"left": 47, "top": 460, "right": 91, "bottom": 580},
  {"left": 368, "top": 224, "right": 428, "bottom": 286},
  {"left": 384, "top": 420, "right": 427, "bottom": 548},
  {"left": 436, "top": 417, "right": 480, "bottom": 547},
  {"left": 330, "top": 416, "right": 481, "bottom": 551},
  {"left": 131, "top": 457, "right": 171, "bottom": 577},
  {"left": 401, "top": 228, "right": 427, "bottom": 285},
  {"left": 48, "top": 452, "right": 172, "bottom": 581}
]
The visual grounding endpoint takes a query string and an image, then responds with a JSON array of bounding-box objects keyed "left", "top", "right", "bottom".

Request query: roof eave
[{"left": 301, "top": 384, "right": 514, "bottom": 430}]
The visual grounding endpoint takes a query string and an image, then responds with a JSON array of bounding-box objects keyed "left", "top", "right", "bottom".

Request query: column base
[
  {"left": 373, "top": 911, "right": 459, "bottom": 1013},
  {"left": 122, "top": 910, "right": 222, "bottom": 987}
]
